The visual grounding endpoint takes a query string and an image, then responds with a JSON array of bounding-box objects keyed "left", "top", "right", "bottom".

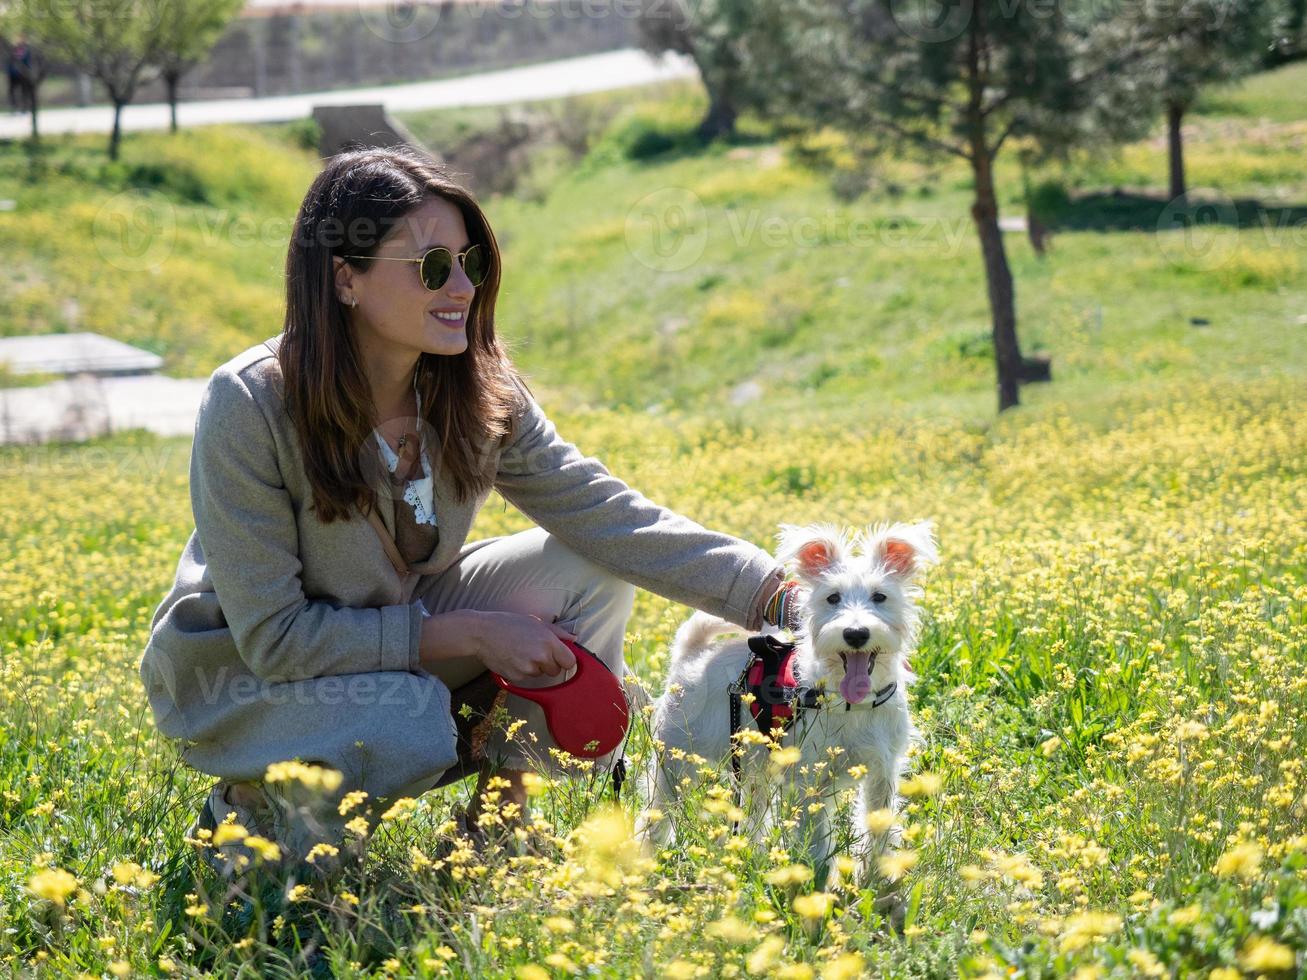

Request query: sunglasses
[{"left": 342, "top": 243, "right": 489, "bottom": 291}]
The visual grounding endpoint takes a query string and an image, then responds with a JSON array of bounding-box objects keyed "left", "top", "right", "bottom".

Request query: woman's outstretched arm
[{"left": 493, "top": 377, "right": 788, "bottom": 632}]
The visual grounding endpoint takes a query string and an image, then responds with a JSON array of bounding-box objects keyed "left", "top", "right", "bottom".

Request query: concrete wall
[{"left": 35, "top": 1, "right": 639, "bottom": 107}]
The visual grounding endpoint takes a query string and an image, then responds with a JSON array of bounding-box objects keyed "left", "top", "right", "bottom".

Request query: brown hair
[{"left": 278, "top": 146, "right": 525, "bottom": 523}]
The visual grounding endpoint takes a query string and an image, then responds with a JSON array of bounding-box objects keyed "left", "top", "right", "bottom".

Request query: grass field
[{"left": 1, "top": 62, "right": 1304, "bottom": 977}]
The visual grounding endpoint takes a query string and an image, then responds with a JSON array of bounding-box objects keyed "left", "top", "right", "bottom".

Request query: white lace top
[{"left": 372, "top": 372, "right": 437, "bottom": 528}]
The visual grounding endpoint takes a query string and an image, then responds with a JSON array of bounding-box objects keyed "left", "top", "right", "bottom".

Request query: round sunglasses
[{"left": 342, "top": 243, "right": 489, "bottom": 291}]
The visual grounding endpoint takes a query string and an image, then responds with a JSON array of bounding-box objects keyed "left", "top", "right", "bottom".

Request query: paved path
[
  {"left": 0, "top": 375, "right": 209, "bottom": 443},
  {"left": 0, "top": 48, "right": 696, "bottom": 139}
]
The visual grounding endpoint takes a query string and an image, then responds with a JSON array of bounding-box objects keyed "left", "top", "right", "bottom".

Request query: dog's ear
[
  {"left": 776, "top": 522, "right": 849, "bottom": 579},
  {"left": 860, "top": 520, "right": 938, "bottom": 578}
]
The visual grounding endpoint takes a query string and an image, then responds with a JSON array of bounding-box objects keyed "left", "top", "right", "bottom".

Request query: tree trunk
[
  {"left": 29, "top": 83, "right": 39, "bottom": 144},
  {"left": 971, "top": 150, "right": 1023, "bottom": 412},
  {"left": 1167, "top": 100, "right": 1186, "bottom": 201},
  {"left": 110, "top": 101, "right": 124, "bottom": 160},
  {"left": 696, "top": 78, "right": 737, "bottom": 141},
  {"left": 167, "top": 73, "right": 179, "bottom": 133}
]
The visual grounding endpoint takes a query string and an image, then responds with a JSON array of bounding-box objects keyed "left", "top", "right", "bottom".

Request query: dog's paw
[
  {"left": 634, "top": 807, "right": 675, "bottom": 850},
  {"left": 873, "top": 887, "right": 907, "bottom": 935}
]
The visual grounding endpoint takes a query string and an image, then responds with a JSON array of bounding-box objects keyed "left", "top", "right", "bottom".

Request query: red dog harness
[{"left": 726, "top": 634, "right": 898, "bottom": 831}]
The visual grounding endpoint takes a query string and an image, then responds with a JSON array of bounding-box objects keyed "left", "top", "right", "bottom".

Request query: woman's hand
[
  {"left": 422, "top": 609, "right": 578, "bottom": 685},
  {"left": 475, "top": 612, "right": 579, "bottom": 685}
]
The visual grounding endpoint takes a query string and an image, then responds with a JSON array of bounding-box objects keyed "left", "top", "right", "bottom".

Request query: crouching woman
[{"left": 139, "top": 147, "right": 797, "bottom": 875}]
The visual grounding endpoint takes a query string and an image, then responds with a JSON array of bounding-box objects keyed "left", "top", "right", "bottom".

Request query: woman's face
[{"left": 335, "top": 195, "right": 477, "bottom": 361}]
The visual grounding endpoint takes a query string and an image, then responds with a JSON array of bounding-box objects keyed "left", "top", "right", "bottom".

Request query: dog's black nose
[{"left": 843, "top": 627, "right": 871, "bottom": 648}]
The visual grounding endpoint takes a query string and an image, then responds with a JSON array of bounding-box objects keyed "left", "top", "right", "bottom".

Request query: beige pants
[{"left": 407, "top": 525, "right": 636, "bottom": 790}]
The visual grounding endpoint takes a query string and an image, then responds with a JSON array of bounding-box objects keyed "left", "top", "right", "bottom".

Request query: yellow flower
[
  {"left": 345, "top": 816, "right": 371, "bottom": 837},
  {"left": 28, "top": 868, "right": 79, "bottom": 906},
  {"left": 1168, "top": 904, "right": 1202, "bottom": 927},
  {"left": 770, "top": 746, "right": 802, "bottom": 769},
  {"left": 381, "top": 797, "right": 417, "bottom": 821},
  {"left": 1214, "top": 840, "right": 1263, "bottom": 879},
  {"left": 792, "top": 891, "right": 835, "bottom": 919},
  {"left": 306, "top": 842, "right": 339, "bottom": 863},
  {"left": 1057, "top": 911, "right": 1122, "bottom": 953},
  {"left": 264, "top": 760, "right": 343, "bottom": 793},
  {"left": 107, "top": 961, "right": 130, "bottom": 978},
  {"left": 1040, "top": 735, "right": 1062, "bottom": 757},
  {"left": 746, "top": 936, "right": 785, "bottom": 974},
  {"left": 1239, "top": 935, "right": 1295, "bottom": 972},
  {"left": 878, "top": 850, "right": 919, "bottom": 881},
  {"left": 544, "top": 916, "right": 575, "bottom": 934},
  {"left": 705, "top": 915, "right": 752, "bottom": 943},
  {"left": 864, "top": 808, "right": 896, "bottom": 833},
  {"left": 210, "top": 822, "right": 248, "bottom": 846},
  {"left": 244, "top": 835, "right": 282, "bottom": 862},
  {"left": 820, "top": 954, "right": 865, "bottom": 980},
  {"left": 516, "top": 967, "right": 550, "bottom": 980},
  {"left": 544, "top": 952, "right": 578, "bottom": 973},
  {"left": 900, "top": 772, "right": 943, "bottom": 797},
  {"left": 110, "top": 861, "right": 159, "bottom": 889},
  {"left": 1126, "top": 948, "right": 1164, "bottom": 977},
  {"left": 337, "top": 790, "right": 368, "bottom": 816},
  {"left": 764, "top": 864, "right": 813, "bottom": 886}
]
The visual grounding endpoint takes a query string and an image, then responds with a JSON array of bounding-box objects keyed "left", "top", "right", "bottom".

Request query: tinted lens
[
  {"left": 420, "top": 248, "right": 453, "bottom": 290},
  {"left": 462, "top": 244, "right": 487, "bottom": 286}
]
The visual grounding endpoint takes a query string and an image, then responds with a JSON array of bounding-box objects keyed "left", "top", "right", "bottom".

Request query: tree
[
  {"left": 736, "top": 0, "right": 1163, "bottom": 412},
  {"left": 635, "top": 0, "right": 755, "bottom": 141},
  {"left": 152, "top": 0, "right": 243, "bottom": 134},
  {"left": 0, "top": 22, "right": 51, "bottom": 143},
  {"left": 22, "top": 0, "right": 168, "bottom": 160},
  {"left": 1109, "top": 1, "right": 1278, "bottom": 199}
]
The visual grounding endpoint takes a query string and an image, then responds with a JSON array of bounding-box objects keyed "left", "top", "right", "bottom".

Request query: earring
[{"left": 344, "top": 296, "right": 357, "bottom": 308}]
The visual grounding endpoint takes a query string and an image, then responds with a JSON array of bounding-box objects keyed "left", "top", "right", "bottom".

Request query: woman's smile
[{"left": 429, "top": 308, "right": 466, "bottom": 327}]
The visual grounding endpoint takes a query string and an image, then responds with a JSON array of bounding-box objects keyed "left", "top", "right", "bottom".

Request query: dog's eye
[
  {"left": 826, "top": 593, "right": 841, "bottom": 605},
  {"left": 872, "top": 592, "right": 887, "bottom": 604}
]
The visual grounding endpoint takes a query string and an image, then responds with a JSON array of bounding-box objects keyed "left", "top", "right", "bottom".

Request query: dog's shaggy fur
[{"left": 636, "top": 520, "right": 937, "bottom": 889}]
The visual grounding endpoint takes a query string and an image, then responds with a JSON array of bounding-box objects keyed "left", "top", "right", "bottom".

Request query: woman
[{"left": 139, "top": 147, "right": 800, "bottom": 871}]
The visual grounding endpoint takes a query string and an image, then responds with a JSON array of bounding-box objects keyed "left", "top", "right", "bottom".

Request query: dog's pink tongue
[{"left": 840, "top": 651, "right": 873, "bottom": 704}]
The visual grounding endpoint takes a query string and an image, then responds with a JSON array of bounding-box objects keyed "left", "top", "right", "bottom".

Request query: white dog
[{"left": 636, "top": 520, "right": 937, "bottom": 889}]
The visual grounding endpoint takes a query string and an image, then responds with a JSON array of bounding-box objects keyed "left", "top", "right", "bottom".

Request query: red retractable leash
[{"left": 490, "top": 637, "right": 631, "bottom": 761}]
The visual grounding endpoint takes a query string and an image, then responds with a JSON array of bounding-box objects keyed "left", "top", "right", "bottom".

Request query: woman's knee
[{"left": 540, "top": 534, "right": 636, "bottom": 615}]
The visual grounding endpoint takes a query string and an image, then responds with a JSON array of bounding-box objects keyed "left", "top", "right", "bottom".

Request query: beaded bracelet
[{"left": 762, "top": 578, "right": 804, "bottom": 632}]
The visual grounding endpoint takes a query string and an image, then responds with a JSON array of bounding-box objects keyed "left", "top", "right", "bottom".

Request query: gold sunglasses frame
[{"left": 341, "top": 244, "right": 488, "bottom": 291}]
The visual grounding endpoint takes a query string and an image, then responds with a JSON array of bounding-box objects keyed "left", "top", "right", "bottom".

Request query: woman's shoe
[
  {"left": 188, "top": 780, "right": 346, "bottom": 881},
  {"left": 188, "top": 780, "right": 285, "bottom": 878}
]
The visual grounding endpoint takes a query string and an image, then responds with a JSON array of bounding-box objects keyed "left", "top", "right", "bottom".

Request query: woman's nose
[{"left": 445, "top": 262, "right": 475, "bottom": 302}]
